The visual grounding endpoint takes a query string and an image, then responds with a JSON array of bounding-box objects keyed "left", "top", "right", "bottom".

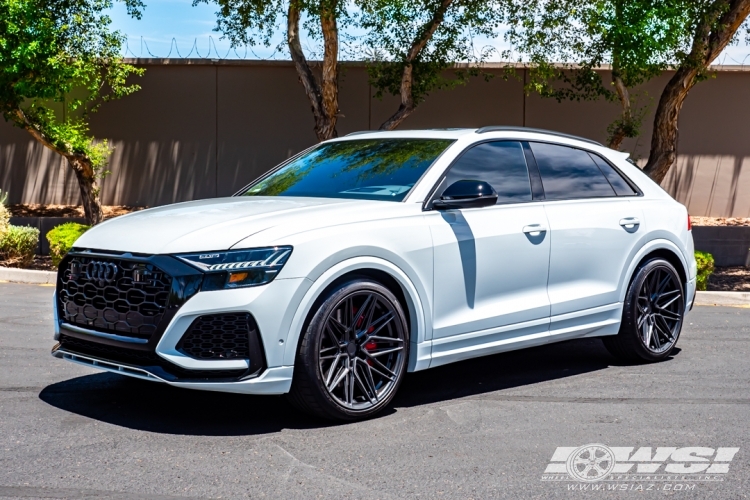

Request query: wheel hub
[{"left": 346, "top": 342, "right": 357, "bottom": 357}]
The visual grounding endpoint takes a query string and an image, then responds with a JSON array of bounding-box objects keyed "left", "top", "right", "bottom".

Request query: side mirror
[{"left": 432, "top": 180, "right": 498, "bottom": 210}]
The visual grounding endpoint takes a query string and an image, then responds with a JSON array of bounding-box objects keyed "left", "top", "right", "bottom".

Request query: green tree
[
  {"left": 507, "top": 0, "right": 750, "bottom": 183},
  {"left": 199, "top": 0, "right": 344, "bottom": 141},
  {"left": 359, "top": 0, "right": 503, "bottom": 130},
  {"left": 506, "top": 0, "right": 693, "bottom": 150},
  {"left": 0, "top": 0, "right": 145, "bottom": 225},
  {"left": 644, "top": 0, "right": 750, "bottom": 182}
]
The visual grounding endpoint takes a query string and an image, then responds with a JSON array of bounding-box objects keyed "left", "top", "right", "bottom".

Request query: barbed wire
[
  {"left": 122, "top": 35, "right": 750, "bottom": 70},
  {"left": 123, "top": 36, "right": 285, "bottom": 60},
  {"left": 121, "top": 36, "right": 401, "bottom": 62}
]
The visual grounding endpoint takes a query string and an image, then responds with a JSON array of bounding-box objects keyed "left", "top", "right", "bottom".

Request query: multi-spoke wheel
[
  {"left": 288, "top": 279, "right": 409, "bottom": 420},
  {"left": 603, "top": 258, "right": 685, "bottom": 362}
]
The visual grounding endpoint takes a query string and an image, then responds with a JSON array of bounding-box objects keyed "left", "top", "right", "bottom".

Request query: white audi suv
[{"left": 52, "top": 127, "right": 697, "bottom": 420}]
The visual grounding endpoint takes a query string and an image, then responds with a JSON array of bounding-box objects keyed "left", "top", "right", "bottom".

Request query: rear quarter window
[
  {"left": 529, "top": 142, "right": 616, "bottom": 200},
  {"left": 588, "top": 153, "right": 639, "bottom": 196}
]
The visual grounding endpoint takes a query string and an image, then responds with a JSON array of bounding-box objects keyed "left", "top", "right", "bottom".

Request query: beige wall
[{"left": 1, "top": 59, "right": 749, "bottom": 216}]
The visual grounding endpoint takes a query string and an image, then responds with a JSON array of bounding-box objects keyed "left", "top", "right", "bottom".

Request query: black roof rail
[
  {"left": 475, "top": 126, "right": 603, "bottom": 147},
  {"left": 345, "top": 128, "right": 471, "bottom": 136}
]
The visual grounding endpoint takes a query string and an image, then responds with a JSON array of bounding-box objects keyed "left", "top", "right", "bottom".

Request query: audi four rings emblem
[{"left": 85, "top": 261, "right": 118, "bottom": 284}]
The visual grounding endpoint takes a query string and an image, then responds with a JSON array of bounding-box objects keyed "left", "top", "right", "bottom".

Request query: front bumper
[
  {"left": 52, "top": 346, "right": 294, "bottom": 394},
  {"left": 53, "top": 249, "right": 312, "bottom": 394}
]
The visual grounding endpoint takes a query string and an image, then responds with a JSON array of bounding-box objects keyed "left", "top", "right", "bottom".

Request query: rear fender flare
[{"left": 619, "top": 238, "right": 690, "bottom": 302}]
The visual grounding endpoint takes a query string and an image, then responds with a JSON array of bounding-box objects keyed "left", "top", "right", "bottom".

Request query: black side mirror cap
[{"left": 433, "top": 180, "right": 498, "bottom": 210}]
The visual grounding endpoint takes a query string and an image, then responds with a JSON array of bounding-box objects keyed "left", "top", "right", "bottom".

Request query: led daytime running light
[{"left": 176, "top": 246, "right": 293, "bottom": 289}]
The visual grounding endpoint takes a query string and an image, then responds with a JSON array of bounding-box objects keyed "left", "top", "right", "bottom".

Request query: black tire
[
  {"left": 287, "top": 279, "right": 409, "bottom": 421},
  {"left": 603, "top": 258, "right": 685, "bottom": 363}
]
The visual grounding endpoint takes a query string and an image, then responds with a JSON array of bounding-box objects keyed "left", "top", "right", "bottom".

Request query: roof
[{"left": 340, "top": 127, "right": 604, "bottom": 147}]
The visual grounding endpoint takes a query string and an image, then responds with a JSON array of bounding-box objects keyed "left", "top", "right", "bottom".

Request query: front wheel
[
  {"left": 287, "top": 279, "right": 409, "bottom": 421},
  {"left": 603, "top": 258, "right": 685, "bottom": 363}
]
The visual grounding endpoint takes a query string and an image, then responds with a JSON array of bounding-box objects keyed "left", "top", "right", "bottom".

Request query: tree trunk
[
  {"left": 12, "top": 108, "right": 104, "bottom": 225},
  {"left": 642, "top": 67, "right": 698, "bottom": 183},
  {"left": 319, "top": 2, "right": 339, "bottom": 140},
  {"left": 378, "top": 0, "right": 454, "bottom": 130},
  {"left": 379, "top": 65, "right": 415, "bottom": 130},
  {"left": 287, "top": 0, "right": 339, "bottom": 141},
  {"left": 69, "top": 158, "right": 104, "bottom": 226},
  {"left": 607, "top": 73, "right": 631, "bottom": 150},
  {"left": 644, "top": 0, "right": 750, "bottom": 183}
]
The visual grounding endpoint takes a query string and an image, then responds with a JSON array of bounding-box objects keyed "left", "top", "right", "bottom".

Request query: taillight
[{"left": 687, "top": 213, "right": 692, "bottom": 231}]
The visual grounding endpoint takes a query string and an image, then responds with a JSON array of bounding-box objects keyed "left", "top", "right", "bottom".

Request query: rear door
[{"left": 527, "top": 142, "right": 643, "bottom": 339}]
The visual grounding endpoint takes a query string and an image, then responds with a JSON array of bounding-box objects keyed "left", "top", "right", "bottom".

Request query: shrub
[
  {"left": 0, "top": 203, "right": 9, "bottom": 236},
  {"left": 695, "top": 250, "right": 715, "bottom": 291},
  {"left": 47, "top": 222, "right": 90, "bottom": 266},
  {"left": 0, "top": 225, "right": 39, "bottom": 267}
]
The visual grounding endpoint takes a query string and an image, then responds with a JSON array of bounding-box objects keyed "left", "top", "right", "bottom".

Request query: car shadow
[
  {"left": 39, "top": 338, "right": 679, "bottom": 436},
  {"left": 394, "top": 339, "right": 679, "bottom": 409}
]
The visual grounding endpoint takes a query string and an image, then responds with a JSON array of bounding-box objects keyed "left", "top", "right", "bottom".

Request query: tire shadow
[{"left": 39, "top": 338, "right": 679, "bottom": 435}]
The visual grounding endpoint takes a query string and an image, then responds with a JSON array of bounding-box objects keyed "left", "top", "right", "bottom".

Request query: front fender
[{"left": 281, "top": 256, "right": 432, "bottom": 372}]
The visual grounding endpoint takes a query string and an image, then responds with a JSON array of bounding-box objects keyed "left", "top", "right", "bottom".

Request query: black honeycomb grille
[
  {"left": 177, "top": 314, "right": 255, "bottom": 360},
  {"left": 58, "top": 256, "right": 172, "bottom": 339}
]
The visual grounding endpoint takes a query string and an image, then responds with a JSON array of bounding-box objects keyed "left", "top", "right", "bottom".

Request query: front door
[{"left": 428, "top": 141, "right": 551, "bottom": 365}]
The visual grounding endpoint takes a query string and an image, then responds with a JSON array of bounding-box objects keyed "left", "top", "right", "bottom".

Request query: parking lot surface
[{"left": 0, "top": 282, "right": 748, "bottom": 499}]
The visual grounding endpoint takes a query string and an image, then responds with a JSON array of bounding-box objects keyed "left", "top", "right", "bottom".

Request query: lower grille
[
  {"left": 58, "top": 334, "right": 247, "bottom": 381},
  {"left": 177, "top": 313, "right": 255, "bottom": 360}
]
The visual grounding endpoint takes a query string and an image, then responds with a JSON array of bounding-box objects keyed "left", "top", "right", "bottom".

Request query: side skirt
[{"left": 423, "top": 303, "right": 623, "bottom": 370}]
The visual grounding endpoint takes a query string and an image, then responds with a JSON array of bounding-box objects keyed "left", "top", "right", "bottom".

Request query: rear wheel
[
  {"left": 603, "top": 258, "right": 685, "bottom": 363},
  {"left": 287, "top": 279, "right": 409, "bottom": 421}
]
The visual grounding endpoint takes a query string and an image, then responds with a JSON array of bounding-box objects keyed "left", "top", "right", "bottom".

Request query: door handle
[
  {"left": 619, "top": 217, "right": 640, "bottom": 230},
  {"left": 522, "top": 224, "right": 548, "bottom": 235}
]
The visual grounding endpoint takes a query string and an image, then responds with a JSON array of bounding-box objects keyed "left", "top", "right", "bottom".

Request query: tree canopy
[
  {"left": 0, "top": 0, "right": 145, "bottom": 224},
  {"left": 506, "top": 0, "right": 695, "bottom": 149},
  {"left": 507, "top": 0, "right": 750, "bottom": 182},
  {"left": 358, "top": 0, "right": 503, "bottom": 129},
  {"left": 643, "top": 0, "right": 750, "bottom": 182}
]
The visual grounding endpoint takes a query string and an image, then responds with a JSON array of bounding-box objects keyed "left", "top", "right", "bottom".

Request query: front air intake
[{"left": 177, "top": 313, "right": 265, "bottom": 372}]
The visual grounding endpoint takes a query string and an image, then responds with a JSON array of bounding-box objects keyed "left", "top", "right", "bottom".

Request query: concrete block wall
[
  {"left": 1, "top": 60, "right": 750, "bottom": 216},
  {"left": 692, "top": 226, "right": 750, "bottom": 266}
]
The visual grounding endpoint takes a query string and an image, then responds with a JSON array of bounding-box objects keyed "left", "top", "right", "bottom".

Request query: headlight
[{"left": 176, "top": 246, "right": 293, "bottom": 290}]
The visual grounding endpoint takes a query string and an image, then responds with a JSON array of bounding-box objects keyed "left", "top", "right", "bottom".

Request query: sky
[
  {"left": 109, "top": 0, "right": 750, "bottom": 65},
  {"left": 110, "top": 0, "right": 516, "bottom": 61}
]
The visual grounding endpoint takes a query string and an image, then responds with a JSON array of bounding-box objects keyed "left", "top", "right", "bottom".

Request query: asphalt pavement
[{"left": 0, "top": 282, "right": 748, "bottom": 499}]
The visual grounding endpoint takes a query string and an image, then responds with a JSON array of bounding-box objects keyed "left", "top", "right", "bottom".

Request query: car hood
[{"left": 74, "top": 197, "right": 394, "bottom": 254}]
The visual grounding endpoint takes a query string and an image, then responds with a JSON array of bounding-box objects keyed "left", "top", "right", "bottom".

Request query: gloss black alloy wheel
[
  {"left": 603, "top": 258, "right": 685, "bottom": 363},
  {"left": 635, "top": 266, "right": 683, "bottom": 354},
  {"left": 288, "top": 279, "right": 409, "bottom": 421}
]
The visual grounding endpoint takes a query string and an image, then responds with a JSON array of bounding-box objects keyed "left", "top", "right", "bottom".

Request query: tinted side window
[
  {"left": 588, "top": 153, "right": 638, "bottom": 196},
  {"left": 530, "top": 142, "right": 616, "bottom": 200},
  {"left": 443, "top": 141, "right": 532, "bottom": 204}
]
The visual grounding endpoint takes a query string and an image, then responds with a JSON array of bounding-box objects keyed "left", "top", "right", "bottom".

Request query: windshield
[{"left": 240, "top": 138, "right": 454, "bottom": 202}]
